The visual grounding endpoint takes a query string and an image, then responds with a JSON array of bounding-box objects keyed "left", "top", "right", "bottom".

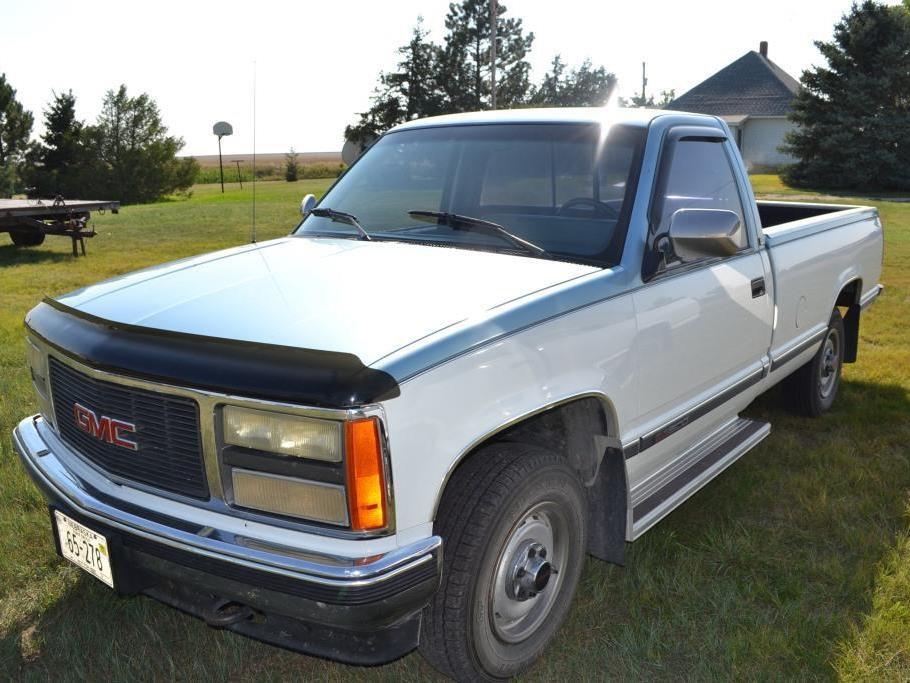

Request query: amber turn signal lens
[{"left": 345, "top": 418, "right": 387, "bottom": 531}]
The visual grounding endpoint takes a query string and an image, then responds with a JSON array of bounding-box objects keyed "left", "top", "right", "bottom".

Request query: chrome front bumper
[{"left": 13, "top": 414, "right": 441, "bottom": 662}]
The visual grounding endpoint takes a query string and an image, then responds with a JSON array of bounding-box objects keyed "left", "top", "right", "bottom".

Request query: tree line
[
  {"left": 0, "top": 79, "right": 197, "bottom": 203},
  {"left": 345, "top": 0, "right": 620, "bottom": 145}
]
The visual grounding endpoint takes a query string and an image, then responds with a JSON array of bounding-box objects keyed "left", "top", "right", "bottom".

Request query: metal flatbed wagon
[{"left": 0, "top": 198, "right": 119, "bottom": 256}]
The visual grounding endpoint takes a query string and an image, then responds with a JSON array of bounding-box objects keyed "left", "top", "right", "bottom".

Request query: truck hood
[{"left": 57, "top": 237, "right": 597, "bottom": 365}]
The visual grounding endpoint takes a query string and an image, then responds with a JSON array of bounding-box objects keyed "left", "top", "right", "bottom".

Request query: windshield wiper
[
  {"left": 407, "top": 210, "right": 549, "bottom": 258},
  {"left": 309, "top": 208, "right": 372, "bottom": 241}
]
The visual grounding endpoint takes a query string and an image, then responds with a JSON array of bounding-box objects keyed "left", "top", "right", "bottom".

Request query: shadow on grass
[
  {"left": 3, "top": 379, "right": 909, "bottom": 680},
  {"left": 0, "top": 244, "right": 75, "bottom": 267}
]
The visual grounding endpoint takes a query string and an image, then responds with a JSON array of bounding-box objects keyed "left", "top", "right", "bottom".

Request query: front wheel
[
  {"left": 420, "top": 443, "right": 587, "bottom": 681},
  {"left": 783, "top": 308, "right": 845, "bottom": 417}
]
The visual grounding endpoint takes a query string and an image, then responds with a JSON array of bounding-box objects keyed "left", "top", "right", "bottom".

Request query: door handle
[{"left": 751, "top": 277, "right": 766, "bottom": 298}]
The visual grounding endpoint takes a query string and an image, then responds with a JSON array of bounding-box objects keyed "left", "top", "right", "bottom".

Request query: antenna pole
[
  {"left": 251, "top": 61, "right": 257, "bottom": 243},
  {"left": 490, "top": 0, "right": 497, "bottom": 109}
]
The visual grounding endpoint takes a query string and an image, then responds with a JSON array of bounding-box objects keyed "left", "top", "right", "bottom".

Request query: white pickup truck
[{"left": 14, "top": 107, "right": 883, "bottom": 680}]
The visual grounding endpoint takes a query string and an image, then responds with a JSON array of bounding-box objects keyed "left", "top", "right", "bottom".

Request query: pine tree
[
  {"left": 0, "top": 73, "right": 34, "bottom": 196},
  {"left": 345, "top": 19, "right": 444, "bottom": 146},
  {"left": 783, "top": 1, "right": 910, "bottom": 190},
  {"left": 440, "top": 0, "right": 533, "bottom": 110},
  {"left": 25, "top": 90, "right": 86, "bottom": 196},
  {"left": 285, "top": 147, "right": 299, "bottom": 182},
  {"left": 344, "top": 4, "right": 624, "bottom": 144},
  {"left": 621, "top": 89, "right": 675, "bottom": 108},
  {"left": 386, "top": 19, "right": 446, "bottom": 120},
  {"left": 529, "top": 56, "right": 617, "bottom": 107}
]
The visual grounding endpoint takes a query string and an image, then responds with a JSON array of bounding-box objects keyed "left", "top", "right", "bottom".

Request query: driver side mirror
[
  {"left": 668, "top": 208, "right": 745, "bottom": 262},
  {"left": 300, "top": 194, "right": 317, "bottom": 217}
]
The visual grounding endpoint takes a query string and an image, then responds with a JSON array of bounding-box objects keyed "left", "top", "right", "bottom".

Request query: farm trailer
[{"left": 0, "top": 198, "right": 119, "bottom": 255}]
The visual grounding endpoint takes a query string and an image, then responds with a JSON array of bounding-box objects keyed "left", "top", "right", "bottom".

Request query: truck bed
[
  {"left": 759, "top": 199, "right": 882, "bottom": 369},
  {"left": 758, "top": 200, "right": 876, "bottom": 246}
]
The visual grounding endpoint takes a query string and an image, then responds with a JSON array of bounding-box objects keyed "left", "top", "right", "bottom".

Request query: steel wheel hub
[
  {"left": 819, "top": 328, "right": 840, "bottom": 398},
  {"left": 489, "top": 502, "right": 569, "bottom": 643},
  {"left": 506, "top": 541, "right": 556, "bottom": 601}
]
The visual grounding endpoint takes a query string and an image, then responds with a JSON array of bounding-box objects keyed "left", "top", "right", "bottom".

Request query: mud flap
[{"left": 585, "top": 438, "right": 627, "bottom": 566}]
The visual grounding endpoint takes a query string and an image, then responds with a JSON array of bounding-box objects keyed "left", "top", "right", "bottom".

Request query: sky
[{"left": 0, "top": 0, "right": 888, "bottom": 156}]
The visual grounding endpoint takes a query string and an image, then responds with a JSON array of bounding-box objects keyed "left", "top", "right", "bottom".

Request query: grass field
[{"left": 1, "top": 179, "right": 908, "bottom": 680}]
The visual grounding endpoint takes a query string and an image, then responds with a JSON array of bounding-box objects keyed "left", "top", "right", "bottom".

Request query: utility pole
[
  {"left": 490, "top": 0, "right": 497, "bottom": 109},
  {"left": 641, "top": 62, "right": 648, "bottom": 104},
  {"left": 233, "top": 159, "right": 244, "bottom": 189}
]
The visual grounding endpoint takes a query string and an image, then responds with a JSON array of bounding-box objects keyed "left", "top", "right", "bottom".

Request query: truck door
[{"left": 630, "top": 128, "right": 773, "bottom": 470}]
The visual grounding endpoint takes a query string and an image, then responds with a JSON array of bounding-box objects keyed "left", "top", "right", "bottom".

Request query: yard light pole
[
  {"left": 212, "top": 121, "right": 233, "bottom": 193},
  {"left": 490, "top": 0, "right": 497, "bottom": 109},
  {"left": 233, "top": 159, "right": 244, "bottom": 189}
]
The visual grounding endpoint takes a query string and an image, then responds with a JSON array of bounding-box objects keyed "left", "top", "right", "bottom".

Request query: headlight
[
  {"left": 223, "top": 405, "right": 342, "bottom": 462},
  {"left": 232, "top": 469, "right": 348, "bottom": 525},
  {"left": 222, "top": 407, "right": 389, "bottom": 532}
]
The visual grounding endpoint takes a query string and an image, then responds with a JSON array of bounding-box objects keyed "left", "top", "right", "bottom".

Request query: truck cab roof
[{"left": 389, "top": 106, "right": 713, "bottom": 132}]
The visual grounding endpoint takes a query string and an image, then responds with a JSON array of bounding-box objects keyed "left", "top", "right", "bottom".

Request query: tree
[
  {"left": 440, "top": 0, "right": 534, "bottom": 110},
  {"left": 87, "top": 85, "right": 197, "bottom": 203},
  {"left": 285, "top": 147, "right": 299, "bottom": 181},
  {"left": 620, "top": 88, "right": 675, "bottom": 108},
  {"left": 345, "top": 19, "right": 444, "bottom": 146},
  {"left": 386, "top": 19, "right": 446, "bottom": 120},
  {"left": 23, "top": 90, "right": 87, "bottom": 197},
  {"left": 783, "top": 1, "right": 910, "bottom": 190},
  {"left": 529, "top": 56, "right": 617, "bottom": 107},
  {"left": 0, "top": 73, "right": 34, "bottom": 196},
  {"left": 344, "top": 3, "right": 621, "bottom": 144}
]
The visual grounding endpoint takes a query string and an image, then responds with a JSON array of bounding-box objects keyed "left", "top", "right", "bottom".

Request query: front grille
[{"left": 49, "top": 357, "right": 208, "bottom": 499}]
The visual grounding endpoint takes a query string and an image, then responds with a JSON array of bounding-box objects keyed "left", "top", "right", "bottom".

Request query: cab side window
[{"left": 656, "top": 140, "right": 747, "bottom": 265}]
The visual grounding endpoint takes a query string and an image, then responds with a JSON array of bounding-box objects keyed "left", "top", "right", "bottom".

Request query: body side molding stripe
[
  {"left": 769, "top": 327, "right": 827, "bottom": 373},
  {"left": 628, "top": 368, "right": 765, "bottom": 459}
]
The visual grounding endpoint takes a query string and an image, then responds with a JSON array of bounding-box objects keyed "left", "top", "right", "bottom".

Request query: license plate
[{"left": 54, "top": 511, "right": 115, "bottom": 588}]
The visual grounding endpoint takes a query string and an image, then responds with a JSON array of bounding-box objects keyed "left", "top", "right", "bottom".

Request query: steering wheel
[{"left": 557, "top": 197, "right": 619, "bottom": 219}]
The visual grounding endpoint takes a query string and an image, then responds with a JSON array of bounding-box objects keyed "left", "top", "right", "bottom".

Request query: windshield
[{"left": 295, "top": 123, "right": 646, "bottom": 266}]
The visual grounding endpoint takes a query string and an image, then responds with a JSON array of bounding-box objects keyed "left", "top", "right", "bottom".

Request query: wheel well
[
  {"left": 836, "top": 279, "right": 862, "bottom": 363},
  {"left": 836, "top": 279, "right": 862, "bottom": 307},
  {"left": 437, "top": 396, "right": 628, "bottom": 565}
]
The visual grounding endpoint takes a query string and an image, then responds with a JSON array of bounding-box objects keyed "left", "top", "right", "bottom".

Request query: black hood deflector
[{"left": 26, "top": 299, "right": 400, "bottom": 409}]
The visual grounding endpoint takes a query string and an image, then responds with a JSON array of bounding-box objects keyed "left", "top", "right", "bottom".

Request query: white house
[{"left": 666, "top": 42, "right": 800, "bottom": 170}]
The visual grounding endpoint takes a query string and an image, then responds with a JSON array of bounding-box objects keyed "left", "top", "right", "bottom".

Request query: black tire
[
  {"left": 420, "top": 443, "right": 587, "bottom": 681},
  {"left": 10, "top": 231, "right": 45, "bottom": 247},
  {"left": 782, "top": 308, "right": 845, "bottom": 417}
]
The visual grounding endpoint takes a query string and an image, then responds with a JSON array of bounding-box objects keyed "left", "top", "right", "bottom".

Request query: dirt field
[{"left": 189, "top": 152, "right": 341, "bottom": 168}]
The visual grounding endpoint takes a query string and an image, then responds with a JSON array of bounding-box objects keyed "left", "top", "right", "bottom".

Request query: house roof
[{"left": 666, "top": 50, "right": 800, "bottom": 117}]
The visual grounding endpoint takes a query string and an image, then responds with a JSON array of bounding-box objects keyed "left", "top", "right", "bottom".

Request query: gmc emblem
[{"left": 73, "top": 403, "right": 138, "bottom": 451}]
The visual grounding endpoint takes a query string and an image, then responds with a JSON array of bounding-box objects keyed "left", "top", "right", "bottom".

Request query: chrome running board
[{"left": 631, "top": 417, "right": 770, "bottom": 539}]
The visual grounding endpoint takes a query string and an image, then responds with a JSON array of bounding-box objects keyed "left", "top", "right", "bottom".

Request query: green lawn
[{"left": 1, "top": 179, "right": 908, "bottom": 680}]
